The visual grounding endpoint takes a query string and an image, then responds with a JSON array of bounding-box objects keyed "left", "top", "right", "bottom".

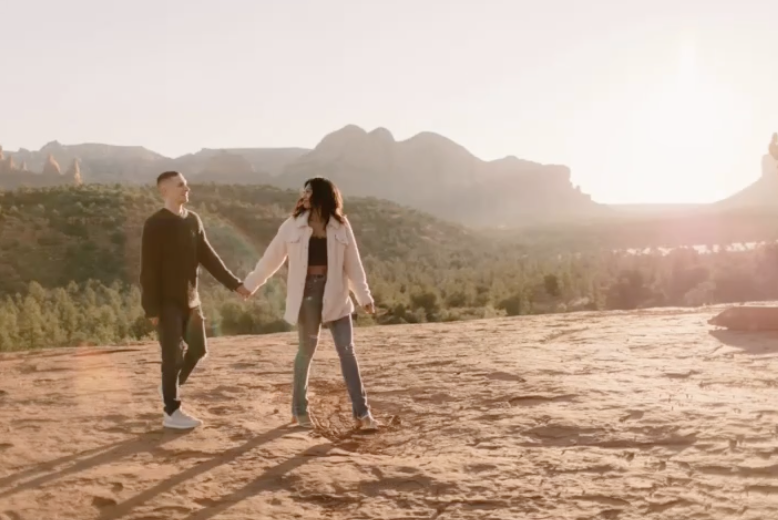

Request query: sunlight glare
[{"left": 627, "top": 37, "right": 745, "bottom": 202}]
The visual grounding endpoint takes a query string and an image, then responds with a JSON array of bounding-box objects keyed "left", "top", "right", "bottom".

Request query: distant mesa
[{"left": 0, "top": 124, "right": 603, "bottom": 225}]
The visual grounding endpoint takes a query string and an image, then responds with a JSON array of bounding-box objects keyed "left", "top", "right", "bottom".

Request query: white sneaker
[{"left": 163, "top": 408, "right": 203, "bottom": 429}]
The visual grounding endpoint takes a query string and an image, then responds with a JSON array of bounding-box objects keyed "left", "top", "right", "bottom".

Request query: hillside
[
  {"left": 5, "top": 184, "right": 778, "bottom": 352},
  {"left": 1, "top": 305, "right": 777, "bottom": 519},
  {"left": 0, "top": 184, "right": 481, "bottom": 297},
  {"left": 0, "top": 124, "right": 601, "bottom": 226}
]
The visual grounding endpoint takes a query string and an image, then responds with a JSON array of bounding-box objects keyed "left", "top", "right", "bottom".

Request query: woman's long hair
[{"left": 292, "top": 176, "right": 345, "bottom": 224}]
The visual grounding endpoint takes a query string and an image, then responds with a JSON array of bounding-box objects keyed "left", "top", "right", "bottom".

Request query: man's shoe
[{"left": 163, "top": 408, "right": 202, "bottom": 429}]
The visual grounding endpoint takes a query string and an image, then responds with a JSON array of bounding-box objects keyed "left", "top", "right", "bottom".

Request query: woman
[{"left": 241, "top": 176, "right": 379, "bottom": 430}]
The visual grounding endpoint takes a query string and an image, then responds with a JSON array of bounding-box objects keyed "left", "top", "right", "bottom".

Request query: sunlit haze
[{"left": 2, "top": 0, "right": 776, "bottom": 204}]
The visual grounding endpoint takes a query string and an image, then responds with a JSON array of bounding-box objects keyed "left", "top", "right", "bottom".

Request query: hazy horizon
[{"left": 3, "top": 0, "right": 777, "bottom": 204}]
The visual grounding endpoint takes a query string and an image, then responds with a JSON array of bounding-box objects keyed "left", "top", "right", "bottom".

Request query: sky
[{"left": 2, "top": 0, "right": 776, "bottom": 204}]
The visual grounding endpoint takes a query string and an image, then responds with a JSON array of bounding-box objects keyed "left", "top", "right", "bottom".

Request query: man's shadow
[
  {"left": 178, "top": 442, "right": 334, "bottom": 520},
  {"left": 708, "top": 329, "right": 778, "bottom": 355},
  {"left": 97, "top": 425, "right": 299, "bottom": 520},
  {"left": 0, "top": 428, "right": 187, "bottom": 498}
]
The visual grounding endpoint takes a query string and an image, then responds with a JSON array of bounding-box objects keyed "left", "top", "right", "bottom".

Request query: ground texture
[{"left": 2, "top": 305, "right": 778, "bottom": 519}]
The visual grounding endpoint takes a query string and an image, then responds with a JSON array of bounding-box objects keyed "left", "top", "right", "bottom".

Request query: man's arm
[
  {"left": 140, "top": 219, "right": 162, "bottom": 319},
  {"left": 196, "top": 216, "right": 243, "bottom": 291}
]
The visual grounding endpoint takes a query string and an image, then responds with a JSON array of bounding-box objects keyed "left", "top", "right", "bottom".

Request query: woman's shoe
[
  {"left": 356, "top": 413, "right": 379, "bottom": 431},
  {"left": 293, "top": 414, "right": 313, "bottom": 428}
]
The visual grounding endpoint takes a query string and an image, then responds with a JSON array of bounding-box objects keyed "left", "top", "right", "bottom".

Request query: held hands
[
  {"left": 363, "top": 301, "right": 376, "bottom": 314},
  {"left": 235, "top": 284, "right": 252, "bottom": 300}
]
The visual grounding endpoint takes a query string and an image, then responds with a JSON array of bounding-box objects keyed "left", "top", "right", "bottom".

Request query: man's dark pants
[{"left": 157, "top": 303, "right": 207, "bottom": 416}]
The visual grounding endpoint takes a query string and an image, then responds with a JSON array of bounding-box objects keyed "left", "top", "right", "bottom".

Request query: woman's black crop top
[{"left": 308, "top": 236, "right": 327, "bottom": 266}]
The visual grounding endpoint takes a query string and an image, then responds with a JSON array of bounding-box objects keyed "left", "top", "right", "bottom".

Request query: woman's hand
[{"left": 363, "top": 302, "right": 376, "bottom": 314}]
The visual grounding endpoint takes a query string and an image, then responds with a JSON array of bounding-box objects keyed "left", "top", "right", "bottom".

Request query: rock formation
[
  {"left": 0, "top": 147, "right": 20, "bottom": 175},
  {"left": 65, "top": 158, "right": 83, "bottom": 186},
  {"left": 0, "top": 145, "right": 75, "bottom": 190},
  {"left": 41, "top": 154, "right": 62, "bottom": 176}
]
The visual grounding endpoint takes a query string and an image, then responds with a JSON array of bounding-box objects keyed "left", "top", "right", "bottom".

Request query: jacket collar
[{"left": 294, "top": 210, "right": 342, "bottom": 229}]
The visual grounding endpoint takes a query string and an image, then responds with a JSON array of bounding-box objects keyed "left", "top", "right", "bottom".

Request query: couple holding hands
[{"left": 140, "top": 171, "right": 379, "bottom": 431}]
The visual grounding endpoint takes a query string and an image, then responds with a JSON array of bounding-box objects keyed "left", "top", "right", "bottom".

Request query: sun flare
[{"left": 627, "top": 39, "right": 746, "bottom": 202}]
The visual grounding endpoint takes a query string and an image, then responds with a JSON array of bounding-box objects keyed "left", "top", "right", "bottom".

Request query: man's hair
[{"left": 156, "top": 171, "right": 181, "bottom": 185}]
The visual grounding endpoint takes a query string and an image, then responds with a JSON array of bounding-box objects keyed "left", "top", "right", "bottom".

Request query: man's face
[{"left": 161, "top": 173, "right": 190, "bottom": 204}]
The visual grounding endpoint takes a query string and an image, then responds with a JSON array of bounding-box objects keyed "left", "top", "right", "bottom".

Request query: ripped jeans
[{"left": 293, "top": 274, "right": 370, "bottom": 419}]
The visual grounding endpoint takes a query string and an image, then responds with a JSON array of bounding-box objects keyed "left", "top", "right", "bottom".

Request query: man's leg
[
  {"left": 158, "top": 305, "right": 185, "bottom": 416},
  {"left": 158, "top": 304, "right": 202, "bottom": 429},
  {"left": 179, "top": 306, "right": 207, "bottom": 387},
  {"left": 292, "top": 277, "right": 324, "bottom": 423}
]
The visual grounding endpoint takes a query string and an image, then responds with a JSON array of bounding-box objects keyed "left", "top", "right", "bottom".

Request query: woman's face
[{"left": 301, "top": 185, "right": 313, "bottom": 209}]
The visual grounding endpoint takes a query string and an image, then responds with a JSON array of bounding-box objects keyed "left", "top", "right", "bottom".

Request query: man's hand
[
  {"left": 363, "top": 302, "right": 376, "bottom": 314},
  {"left": 236, "top": 284, "right": 251, "bottom": 300},
  {"left": 149, "top": 317, "right": 159, "bottom": 327}
]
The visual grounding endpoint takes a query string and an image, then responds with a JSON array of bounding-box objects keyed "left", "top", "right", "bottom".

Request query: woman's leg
[
  {"left": 328, "top": 313, "right": 371, "bottom": 420},
  {"left": 292, "top": 277, "right": 324, "bottom": 419}
]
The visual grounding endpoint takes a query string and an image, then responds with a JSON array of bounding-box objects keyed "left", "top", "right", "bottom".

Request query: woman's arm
[
  {"left": 242, "top": 220, "right": 291, "bottom": 294},
  {"left": 343, "top": 217, "right": 373, "bottom": 306}
]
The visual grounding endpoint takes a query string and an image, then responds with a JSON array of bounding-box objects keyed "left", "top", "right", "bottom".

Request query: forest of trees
[{"left": 1, "top": 183, "right": 778, "bottom": 351}]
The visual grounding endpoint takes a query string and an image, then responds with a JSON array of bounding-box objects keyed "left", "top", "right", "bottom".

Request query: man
[{"left": 140, "top": 171, "right": 250, "bottom": 429}]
